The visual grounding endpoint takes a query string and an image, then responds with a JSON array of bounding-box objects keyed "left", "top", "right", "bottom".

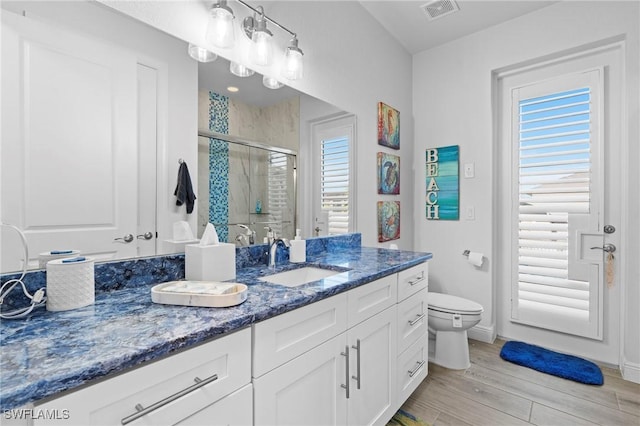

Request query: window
[
  {"left": 312, "top": 115, "right": 356, "bottom": 236},
  {"left": 510, "top": 69, "right": 604, "bottom": 339},
  {"left": 267, "top": 151, "right": 288, "bottom": 237}
]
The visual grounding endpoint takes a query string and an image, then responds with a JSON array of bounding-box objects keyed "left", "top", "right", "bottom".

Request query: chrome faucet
[{"left": 269, "top": 238, "right": 290, "bottom": 268}]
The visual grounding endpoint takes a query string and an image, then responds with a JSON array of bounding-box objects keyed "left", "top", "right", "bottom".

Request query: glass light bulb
[
  {"left": 206, "top": 7, "right": 235, "bottom": 48},
  {"left": 263, "top": 75, "right": 283, "bottom": 89},
  {"left": 251, "top": 30, "right": 272, "bottom": 66},
  {"left": 230, "top": 62, "right": 254, "bottom": 78},
  {"left": 282, "top": 48, "right": 303, "bottom": 80},
  {"left": 187, "top": 44, "right": 217, "bottom": 63}
]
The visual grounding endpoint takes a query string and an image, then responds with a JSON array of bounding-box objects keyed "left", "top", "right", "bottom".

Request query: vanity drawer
[
  {"left": 397, "top": 334, "right": 428, "bottom": 404},
  {"left": 253, "top": 293, "right": 347, "bottom": 378},
  {"left": 34, "top": 328, "right": 251, "bottom": 426},
  {"left": 397, "top": 289, "right": 428, "bottom": 354},
  {"left": 347, "top": 274, "right": 397, "bottom": 328},
  {"left": 397, "top": 263, "right": 428, "bottom": 302}
]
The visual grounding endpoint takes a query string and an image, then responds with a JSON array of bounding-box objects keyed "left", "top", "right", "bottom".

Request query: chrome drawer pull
[
  {"left": 341, "top": 346, "right": 350, "bottom": 399},
  {"left": 407, "top": 274, "right": 425, "bottom": 286},
  {"left": 408, "top": 360, "right": 426, "bottom": 377},
  {"left": 351, "top": 339, "right": 361, "bottom": 389},
  {"left": 408, "top": 313, "right": 426, "bottom": 326},
  {"left": 121, "top": 373, "right": 218, "bottom": 425}
]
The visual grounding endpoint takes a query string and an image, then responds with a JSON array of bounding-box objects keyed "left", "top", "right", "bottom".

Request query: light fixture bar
[{"left": 235, "top": 0, "right": 296, "bottom": 38}]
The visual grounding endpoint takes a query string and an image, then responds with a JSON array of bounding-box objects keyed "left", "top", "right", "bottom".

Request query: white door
[
  {"left": 347, "top": 306, "right": 397, "bottom": 426},
  {"left": 253, "top": 333, "right": 348, "bottom": 426},
  {"left": 497, "top": 43, "right": 623, "bottom": 363},
  {"left": 1, "top": 11, "right": 139, "bottom": 271}
]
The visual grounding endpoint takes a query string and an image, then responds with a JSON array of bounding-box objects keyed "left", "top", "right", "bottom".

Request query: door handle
[
  {"left": 137, "top": 232, "right": 154, "bottom": 240},
  {"left": 340, "top": 346, "right": 350, "bottom": 399},
  {"left": 114, "top": 234, "right": 134, "bottom": 243},
  {"left": 351, "top": 339, "right": 361, "bottom": 389},
  {"left": 590, "top": 243, "right": 616, "bottom": 253}
]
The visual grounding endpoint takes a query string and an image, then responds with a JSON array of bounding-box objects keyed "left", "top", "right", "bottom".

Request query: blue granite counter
[{"left": 0, "top": 239, "right": 431, "bottom": 410}]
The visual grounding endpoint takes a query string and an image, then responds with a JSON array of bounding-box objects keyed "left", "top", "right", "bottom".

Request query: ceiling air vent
[{"left": 421, "top": 0, "right": 460, "bottom": 21}]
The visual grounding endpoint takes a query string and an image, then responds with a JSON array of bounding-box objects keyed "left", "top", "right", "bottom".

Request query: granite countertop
[{"left": 0, "top": 246, "right": 431, "bottom": 410}]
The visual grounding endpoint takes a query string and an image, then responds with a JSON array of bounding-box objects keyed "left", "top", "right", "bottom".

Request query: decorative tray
[{"left": 151, "top": 281, "right": 248, "bottom": 307}]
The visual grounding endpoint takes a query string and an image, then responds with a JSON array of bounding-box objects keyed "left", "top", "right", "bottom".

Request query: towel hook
[{"left": 178, "top": 158, "right": 184, "bottom": 164}]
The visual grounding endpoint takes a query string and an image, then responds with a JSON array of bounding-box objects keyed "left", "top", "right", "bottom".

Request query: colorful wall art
[
  {"left": 377, "top": 152, "right": 400, "bottom": 195},
  {"left": 426, "top": 145, "right": 459, "bottom": 220},
  {"left": 377, "top": 102, "right": 400, "bottom": 149},
  {"left": 377, "top": 201, "right": 400, "bottom": 242}
]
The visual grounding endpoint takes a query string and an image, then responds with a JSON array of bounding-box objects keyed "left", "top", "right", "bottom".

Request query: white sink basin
[{"left": 259, "top": 267, "right": 343, "bottom": 287}]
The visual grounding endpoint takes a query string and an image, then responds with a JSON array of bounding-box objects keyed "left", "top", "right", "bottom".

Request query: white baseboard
[
  {"left": 622, "top": 359, "right": 640, "bottom": 384},
  {"left": 468, "top": 324, "right": 496, "bottom": 344}
]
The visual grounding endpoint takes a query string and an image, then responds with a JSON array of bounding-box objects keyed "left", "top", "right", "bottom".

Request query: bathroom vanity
[{"left": 0, "top": 236, "right": 431, "bottom": 425}]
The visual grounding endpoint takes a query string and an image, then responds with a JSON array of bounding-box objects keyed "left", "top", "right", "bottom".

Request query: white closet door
[{"left": 1, "top": 11, "right": 138, "bottom": 270}]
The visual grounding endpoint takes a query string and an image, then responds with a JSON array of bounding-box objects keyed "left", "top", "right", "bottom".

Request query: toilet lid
[{"left": 428, "top": 292, "right": 483, "bottom": 314}]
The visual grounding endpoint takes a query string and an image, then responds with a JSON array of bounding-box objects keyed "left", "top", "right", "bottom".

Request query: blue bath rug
[{"left": 499, "top": 341, "right": 603, "bottom": 385}]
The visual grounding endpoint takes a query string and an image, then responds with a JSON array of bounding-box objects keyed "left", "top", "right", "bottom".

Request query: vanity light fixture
[
  {"left": 187, "top": 43, "right": 218, "bottom": 63},
  {"left": 282, "top": 36, "right": 304, "bottom": 80},
  {"left": 206, "top": 0, "right": 236, "bottom": 48},
  {"left": 229, "top": 61, "right": 255, "bottom": 77},
  {"left": 242, "top": 6, "right": 273, "bottom": 66},
  {"left": 196, "top": 0, "right": 305, "bottom": 81},
  {"left": 262, "top": 75, "right": 283, "bottom": 89},
  {"left": 227, "top": 86, "right": 239, "bottom": 92}
]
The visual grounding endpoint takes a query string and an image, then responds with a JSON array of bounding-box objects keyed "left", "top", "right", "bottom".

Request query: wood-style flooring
[{"left": 400, "top": 339, "right": 640, "bottom": 426}]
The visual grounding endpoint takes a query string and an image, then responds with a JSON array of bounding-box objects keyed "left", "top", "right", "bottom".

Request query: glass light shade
[
  {"left": 251, "top": 30, "right": 272, "bottom": 66},
  {"left": 206, "top": 6, "right": 235, "bottom": 48},
  {"left": 230, "top": 62, "right": 254, "bottom": 78},
  {"left": 187, "top": 44, "right": 217, "bottom": 63},
  {"left": 282, "top": 48, "right": 303, "bottom": 80},
  {"left": 262, "top": 75, "right": 284, "bottom": 90}
]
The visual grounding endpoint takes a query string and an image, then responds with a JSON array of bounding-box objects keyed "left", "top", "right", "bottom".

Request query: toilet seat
[{"left": 428, "top": 293, "right": 483, "bottom": 315}]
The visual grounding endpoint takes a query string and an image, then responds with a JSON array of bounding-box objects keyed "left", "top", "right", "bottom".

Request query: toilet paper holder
[{"left": 462, "top": 250, "right": 470, "bottom": 257}]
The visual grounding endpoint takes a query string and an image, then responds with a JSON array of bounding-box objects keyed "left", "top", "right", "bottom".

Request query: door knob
[
  {"left": 591, "top": 243, "right": 616, "bottom": 253},
  {"left": 114, "top": 234, "right": 134, "bottom": 243},
  {"left": 137, "top": 232, "right": 153, "bottom": 240}
]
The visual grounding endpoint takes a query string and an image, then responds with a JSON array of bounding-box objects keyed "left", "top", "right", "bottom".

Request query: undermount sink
[{"left": 259, "top": 267, "right": 343, "bottom": 287}]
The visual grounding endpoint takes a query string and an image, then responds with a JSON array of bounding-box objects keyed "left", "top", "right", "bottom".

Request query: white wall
[
  {"left": 413, "top": 1, "right": 639, "bottom": 377},
  {"left": 99, "top": 0, "right": 415, "bottom": 249}
]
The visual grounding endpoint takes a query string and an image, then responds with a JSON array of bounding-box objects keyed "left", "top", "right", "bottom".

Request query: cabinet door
[
  {"left": 254, "top": 333, "right": 348, "bottom": 426},
  {"left": 347, "top": 306, "right": 397, "bottom": 426},
  {"left": 177, "top": 384, "right": 253, "bottom": 426}
]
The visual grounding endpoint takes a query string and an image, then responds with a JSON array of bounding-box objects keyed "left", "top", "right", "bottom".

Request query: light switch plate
[{"left": 464, "top": 162, "right": 475, "bottom": 178}]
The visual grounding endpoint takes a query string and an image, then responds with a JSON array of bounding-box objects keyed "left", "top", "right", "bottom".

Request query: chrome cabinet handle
[
  {"left": 408, "top": 313, "right": 426, "bottom": 326},
  {"left": 407, "top": 273, "right": 425, "bottom": 286},
  {"left": 114, "top": 234, "right": 134, "bottom": 243},
  {"left": 408, "top": 360, "right": 426, "bottom": 378},
  {"left": 341, "top": 346, "right": 350, "bottom": 399},
  {"left": 137, "top": 232, "right": 154, "bottom": 240},
  {"left": 121, "top": 374, "right": 218, "bottom": 425},
  {"left": 590, "top": 243, "right": 616, "bottom": 253},
  {"left": 351, "top": 339, "right": 361, "bottom": 389}
]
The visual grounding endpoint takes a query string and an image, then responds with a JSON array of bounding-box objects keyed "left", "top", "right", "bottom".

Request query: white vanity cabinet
[
  {"left": 253, "top": 273, "right": 399, "bottom": 426},
  {"left": 32, "top": 328, "right": 252, "bottom": 426}
]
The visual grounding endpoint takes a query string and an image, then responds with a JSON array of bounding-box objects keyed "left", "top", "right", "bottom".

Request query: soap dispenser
[{"left": 289, "top": 229, "right": 306, "bottom": 263}]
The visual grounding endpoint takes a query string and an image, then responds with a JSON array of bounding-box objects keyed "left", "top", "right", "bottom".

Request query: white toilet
[{"left": 428, "top": 292, "right": 483, "bottom": 370}]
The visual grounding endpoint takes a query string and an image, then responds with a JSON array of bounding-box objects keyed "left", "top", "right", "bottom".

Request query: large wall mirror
[{"left": 0, "top": 0, "right": 349, "bottom": 274}]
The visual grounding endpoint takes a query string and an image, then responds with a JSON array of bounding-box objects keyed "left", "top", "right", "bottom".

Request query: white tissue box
[{"left": 185, "top": 243, "right": 236, "bottom": 282}]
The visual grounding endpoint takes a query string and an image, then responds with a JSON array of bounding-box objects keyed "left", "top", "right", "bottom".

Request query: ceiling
[
  {"left": 199, "top": 1, "right": 558, "bottom": 106},
  {"left": 360, "top": 0, "right": 557, "bottom": 55}
]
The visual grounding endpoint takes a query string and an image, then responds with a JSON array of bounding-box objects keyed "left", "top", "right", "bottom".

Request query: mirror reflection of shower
[{"left": 197, "top": 132, "right": 296, "bottom": 246}]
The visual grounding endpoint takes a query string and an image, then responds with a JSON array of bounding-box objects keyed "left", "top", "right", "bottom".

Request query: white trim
[
  {"left": 468, "top": 324, "right": 496, "bottom": 344},
  {"left": 621, "top": 358, "right": 640, "bottom": 384}
]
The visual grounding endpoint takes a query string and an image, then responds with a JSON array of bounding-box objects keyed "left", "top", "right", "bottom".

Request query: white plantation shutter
[
  {"left": 268, "top": 152, "right": 288, "bottom": 236},
  {"left": 321, "top": 136, "right": 349, "bottom": 234},
  {"left": 512, "top": 70, "right": 604, "bottom": 339}
]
